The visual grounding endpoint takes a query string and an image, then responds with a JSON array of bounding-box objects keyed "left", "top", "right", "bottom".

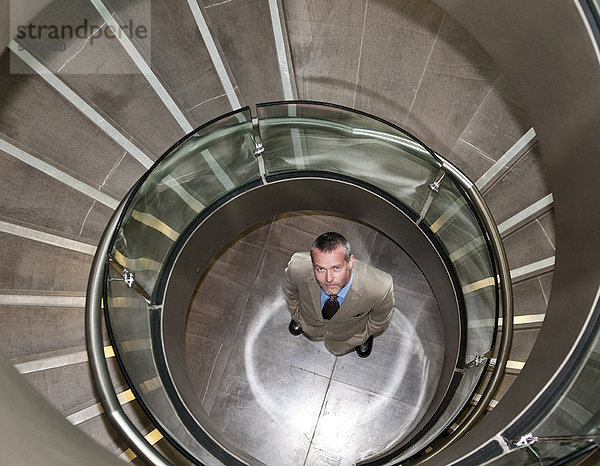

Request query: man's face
[{"left": 312, "top": 246, "right": 354, "bottom": 296}]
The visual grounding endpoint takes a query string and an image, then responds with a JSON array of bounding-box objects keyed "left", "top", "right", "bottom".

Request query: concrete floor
[{"left": 185, "top": 212, "right": 444, "bottom": 465}]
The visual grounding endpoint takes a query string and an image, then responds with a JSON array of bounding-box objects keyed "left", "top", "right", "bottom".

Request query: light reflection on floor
[
  {"left": 241, "top": 299, "right": 433, "bottom": 465},
  {"left": 185, "top": 213, "right": 445, "bottom": 465}
]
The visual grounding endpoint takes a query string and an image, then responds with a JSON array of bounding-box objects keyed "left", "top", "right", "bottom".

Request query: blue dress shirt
[{"left": 320, "top": 271, "right": 354, "bottom": 309}]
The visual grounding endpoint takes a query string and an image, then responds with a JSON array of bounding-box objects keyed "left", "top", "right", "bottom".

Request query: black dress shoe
[
  {"left": 356, "top": 335, "right": 374, "bottom": 358},
  {"left": 288, "top": 319, "right": 303, "bottom": 336}
]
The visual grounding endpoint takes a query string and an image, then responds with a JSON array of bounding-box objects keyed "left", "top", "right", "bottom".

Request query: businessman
[{"left": 282, "top": 232, "right": 394, "bottom": 357}]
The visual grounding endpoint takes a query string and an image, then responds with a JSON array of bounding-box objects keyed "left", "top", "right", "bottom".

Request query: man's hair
[{"left": 310, "top": 232, "right": 352, "bottom": 262}]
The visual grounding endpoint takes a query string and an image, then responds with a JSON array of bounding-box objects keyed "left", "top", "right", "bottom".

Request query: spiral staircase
[{"left": 0, "top": 0, "right": 599, "bottom": 464}]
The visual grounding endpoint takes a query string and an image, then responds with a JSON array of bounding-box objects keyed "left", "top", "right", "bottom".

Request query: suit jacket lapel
[{"left": 309, "top": 279, "right": 323, "bottom": 321}]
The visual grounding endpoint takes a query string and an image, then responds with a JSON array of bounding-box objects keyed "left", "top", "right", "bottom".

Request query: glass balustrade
[
  {"left": 256, "top": 101, "right": 441, "bottom": 214},
  {"left": 476, "top": 320, "right": 600, "bottom": 464},
  {"left": 421, "top": 173, "right": 497, "bottom": 362},
  {"left": 105, "top": 263, "right": 211, "bottom": 461},
  {"left": 92, "top": 101, "right": 511, "bottom": 464},
  {"left": 111, "top": 107, "right": 256, "bottom": 298}
]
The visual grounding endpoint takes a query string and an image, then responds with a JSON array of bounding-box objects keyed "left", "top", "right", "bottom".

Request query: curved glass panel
[
  {"left": 105, "top": 261, "right": 224, "bottom": 465},
  {"left": 422, "top": 175, "right": 497, "bottom": 361},
  {"left": 97, "top": 101, "right": 507, "bottom": 465},
  {"left": 491, "top": 440, "right": 597, "bottom": 465},
  {"left": 110, "top": 108, "right": 256, "bottom": 297},
  {"left": 257, "top": 102, "right": 441, "bottom": 214},
  {"left": 396, "top": 364, "right": 488, "bottom": 461},
  {"left": 477, "top": 321, "right": 600, "bottom": 464},
  {"left": 385, "top": 174, "right": 498, "bottom": 461},
  {"left": 105, "top": 264, "right": 190, "bottom": 459}
]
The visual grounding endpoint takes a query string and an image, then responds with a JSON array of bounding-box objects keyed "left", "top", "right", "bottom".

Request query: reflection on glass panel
[
  {"left": 488, "top": 440, "right": 597, "bottom": 465},
  {"left": 106, "top": 264, "right": 218, "bottom": 464},
  {"left": 530, "top": 440, "right": 598, "bottom": 465},
  {"left": 530, "top": 328, "right": 600, "bottom": 441},
  {"left": 106, "top": 264, "right": 165, "bottom": 415},
  {"left": 463, "top": 290, "right": 497, "bottom": 359},
  {"left": 257, "top": 102, "right": 441, "bottom": 215},
  {"left": 482, "top": 318, "right": 600, "bottom": 464},
  {"left": 111, "top": 108, "right": 257, "bottom": 297},
  {"left": 423, "top": 179, "right": 490, "bottom": 279},
  {"left": 487, "top": 444, "right": 546, "bottom": 465},
  {"left": 422, "top": 176, "right": 496, "bottom": 360},
  {"left": 258, "top": 102, "right": 440, "bottom": 143},
  {"left": 399, "top": 365, "right": 487, "bottom": 462}
]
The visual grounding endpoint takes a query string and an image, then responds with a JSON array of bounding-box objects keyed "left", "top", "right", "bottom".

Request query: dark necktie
[{"left": 322, "top": 295, "right": 340, "bottom": 320}]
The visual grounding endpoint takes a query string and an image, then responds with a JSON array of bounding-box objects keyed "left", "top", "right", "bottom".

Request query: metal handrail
[
  {"left": 85, "top": 190, "right": 171, "bottom": 466},
  {"left": 85, "top": 103, "right": 513, "bottom": 465},
  {"left": 408, "top": 160, "right": 514, "bottom": 462}
]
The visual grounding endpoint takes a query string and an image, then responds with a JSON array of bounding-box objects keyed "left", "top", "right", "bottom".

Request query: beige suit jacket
[{"left": 282, "top": 251, "right": 395, "bottom": 354}]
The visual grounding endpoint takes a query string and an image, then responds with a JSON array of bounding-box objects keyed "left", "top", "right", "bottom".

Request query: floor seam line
[{"left": 303, "top": 357, "right": 338, "bottom": 465}]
